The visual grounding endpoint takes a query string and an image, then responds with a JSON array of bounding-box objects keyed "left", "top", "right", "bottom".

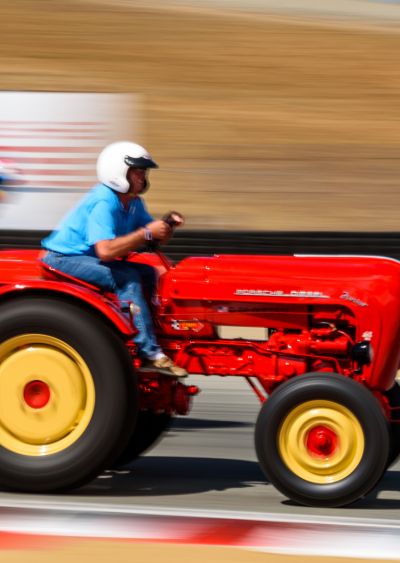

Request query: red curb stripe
[
  {"left": 0, "top": 511, "right": 398, "bottom": 558},
  {"left": 0, "top": 519, "right": 287, "bottom": 550},
  {"left": 0, "top": 532, "right": 245, "bottom": 550},
  {"left": 187, "top": 520, "right": 254, "bottom": 545},
  {"left": 0, "top": 532, "right": 70, "bottom": 551}
]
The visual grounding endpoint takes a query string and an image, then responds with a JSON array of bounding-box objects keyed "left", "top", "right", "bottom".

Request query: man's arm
[{"left": 95, "top": 220, "right": 170, "bottom": 261}]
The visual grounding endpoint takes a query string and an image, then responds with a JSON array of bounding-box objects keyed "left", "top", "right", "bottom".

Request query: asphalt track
[{"left": 0, "top": 377, "right": 400, "bottom": 538}]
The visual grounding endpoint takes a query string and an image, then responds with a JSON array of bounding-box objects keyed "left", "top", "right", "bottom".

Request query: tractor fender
[{"left": 0, "top": 280, "right": 135, "bottom": 337}]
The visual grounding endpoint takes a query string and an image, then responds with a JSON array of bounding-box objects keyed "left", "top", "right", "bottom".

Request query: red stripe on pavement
[
  {"left": 0, "top": 531, "right": 241, "bottom": 551},
  {"left": 187, "top": 520, "right": 254, "bottom": 545},
  {"left": 0, "top": 508, "right": 398, "bottom": 558},
  {"left": 0, "top": 519, "right": 263, "bottom": 550},
  {"left": 0, "top": 532, "right": 70, "bottom": 551}
]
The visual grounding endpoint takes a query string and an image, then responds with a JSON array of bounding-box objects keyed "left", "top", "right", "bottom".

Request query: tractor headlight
[{"left": 352, "top": 341, "right": 373, "bottom": 366}]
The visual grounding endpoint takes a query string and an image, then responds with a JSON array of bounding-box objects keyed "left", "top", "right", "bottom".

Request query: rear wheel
[
  {"left": 113, "top": 410, "right": 171, "bottom": 467},
  {"left": 0, "top": 297, "right": 138, "bottom": 492},
  {"left": 255, "top": 373, "right": 390, "bottom": 507},
  {"left": 385, "top": 382, "right": 400, "bottom": 467}
]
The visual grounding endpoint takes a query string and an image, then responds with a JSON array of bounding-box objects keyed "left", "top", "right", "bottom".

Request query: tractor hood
[{"left": 168, "top": 254, "right": 400, "bottom": 308}]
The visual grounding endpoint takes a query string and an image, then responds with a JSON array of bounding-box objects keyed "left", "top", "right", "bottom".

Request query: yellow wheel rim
[
  {"left": 0, "top": 334, "right": 96, "bottom": 456},
  {"left": 278, "top": 400, "right": 365, "bottom": 484}
]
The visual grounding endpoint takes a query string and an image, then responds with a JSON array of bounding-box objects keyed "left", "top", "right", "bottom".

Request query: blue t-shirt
[{"left": 42, "top": 183, "right": 153, "bottom": 256}]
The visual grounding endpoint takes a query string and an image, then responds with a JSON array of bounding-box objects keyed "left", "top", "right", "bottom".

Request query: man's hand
[
  {"left": 163, "top": 211, "right": 185, "bottom": 228},
  {"left": 146, "top": 220, "right": 171, "bottom": 240},
  {"left": 168, "top": 211, "right": 185, "bottom": 227},
  {"left": 145, "top": 213, "right": 185, "bottom": 247}
]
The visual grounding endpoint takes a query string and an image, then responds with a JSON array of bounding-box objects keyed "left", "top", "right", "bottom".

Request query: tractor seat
[{"left": 40, "top": 260, "right": 102, "bottom": 293}]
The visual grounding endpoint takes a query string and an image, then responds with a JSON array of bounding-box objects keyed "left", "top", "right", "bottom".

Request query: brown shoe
[{"left": 140, "top": 355, "right": 188, "bottom": 378}]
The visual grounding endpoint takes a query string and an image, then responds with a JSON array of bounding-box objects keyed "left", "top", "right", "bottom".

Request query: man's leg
[
  {"left": 43, "top": 253, "right": 157, "bottom": 355},
  {"left": 42, "top": 253, "right": 187, "bottom": 377},
  {"left": 107, "top": 261, "right": 162, "bottom": 360},
  {"left": 108, "top": 261, "right": 187, "bottom": 377},
  {"left": 42, "top": 252, "right": 117, "bottom": 291}
]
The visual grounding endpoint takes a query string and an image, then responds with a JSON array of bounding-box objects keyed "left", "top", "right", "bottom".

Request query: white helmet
[{"left": 96, "top": 141, "right": 158, "bottom": 193}]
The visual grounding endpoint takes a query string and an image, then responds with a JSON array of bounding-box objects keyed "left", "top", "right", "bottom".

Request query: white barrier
[{"left": 0, "top": 92, "right": 138, "bottom": 229}]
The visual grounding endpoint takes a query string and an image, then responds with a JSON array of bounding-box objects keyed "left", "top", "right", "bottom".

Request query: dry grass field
[{"left": 1, "top": 0, "right": 400, "bottom": 230}]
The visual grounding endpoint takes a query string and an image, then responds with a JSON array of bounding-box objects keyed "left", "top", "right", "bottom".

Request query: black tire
[
  {"left": 385, "top": 382, "right": 400, "bottom": 468},
  {"left": 0, "top": 296, "right": 138, "bottom": 492},
  {"left": 255, "top": 373, "right": 390, "bottom": 507},
  {"left": 113, "top": 410, "right": 171, "bottom": 467}
]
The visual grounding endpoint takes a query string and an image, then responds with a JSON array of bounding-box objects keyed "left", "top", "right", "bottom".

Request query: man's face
[{"left": 126, "top": 167, "right": 148, "bottom": 197}]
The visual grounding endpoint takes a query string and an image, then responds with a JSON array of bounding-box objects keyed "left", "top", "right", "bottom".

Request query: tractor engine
[
  {"left": 159, "top": 305, "right": 361, "bottom": 394},
  {"left": 268, "top": 326, "right": 352, "bottom": 358}
]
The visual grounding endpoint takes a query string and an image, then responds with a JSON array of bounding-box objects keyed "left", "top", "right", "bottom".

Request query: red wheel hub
[
  {"left": 306, "top": 425, "right": 338, "bottom": 458},
  {"left": 23, "top": 380, "right": 51, "bottom": 409}
]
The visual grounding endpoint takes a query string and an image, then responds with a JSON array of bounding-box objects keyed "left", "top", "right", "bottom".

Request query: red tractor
[{"left": 0, "top": 246, "right": 399, "bottom": 507}]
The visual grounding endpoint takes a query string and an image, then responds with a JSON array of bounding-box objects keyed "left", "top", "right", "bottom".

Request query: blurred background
[
  {"left": 0, "top": 0, "right": 400, "bottom": 231},
  {"left": 1, "top": 4, "right": 400, "bottom": 561}
]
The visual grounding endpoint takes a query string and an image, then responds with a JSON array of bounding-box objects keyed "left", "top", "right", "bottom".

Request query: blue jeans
[{"left": 42, "top": 251, "right": 162, "bottom": 359}]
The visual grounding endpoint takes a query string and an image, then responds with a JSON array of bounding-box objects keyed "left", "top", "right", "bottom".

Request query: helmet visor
[{"left": 124, "top": 155, "right": 158, "bottom": 169}]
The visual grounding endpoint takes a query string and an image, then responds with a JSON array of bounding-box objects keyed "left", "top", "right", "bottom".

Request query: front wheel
[{"left": 255, "top": 373, "right": 390, "bottom": 507}]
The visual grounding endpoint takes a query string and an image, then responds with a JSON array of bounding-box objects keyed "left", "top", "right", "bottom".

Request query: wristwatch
[{"left": 143, "top": 227, "right": 153, "bottom": 241}]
